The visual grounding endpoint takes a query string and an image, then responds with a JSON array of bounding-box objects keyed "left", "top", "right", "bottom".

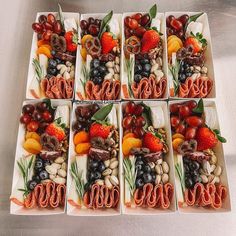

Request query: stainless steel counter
[{"left": 0, "top": 0, "right": 235, "bottom": 235}]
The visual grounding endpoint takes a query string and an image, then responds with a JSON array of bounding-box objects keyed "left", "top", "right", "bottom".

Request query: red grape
[
  {"left": 184, "top": 100, "right": 197, "bottom": 110},
  {"left": 179, "top": 105, "right": 190, "bottom": 118},
  {"left": 185, "top": 127, "right": 196, "bottom": 140},
  {"left": 47, "top": 13, "right": 56, "bottom": 25},
  {"left": 124, "top": 16, "right": 132, "bottom": 27},
  {"left": 166, "top": 15, "right": 175, "bottom": 27},
  {"left": 32, "top": 23, "right": 43, "bottom": 33},
  {"left": 42, "top": 30, "right": 53, "bottom": 41},
  {"left": 140, "top": 14, "right": 150, "bottom": 26},
  {"left": 170, "top": 116, "right": 180, "bottom": 128},
  {"left": 20, "top": 114, "right": 31, "bottom": 124},
  {"left": 88, "top": 24, "right": 99, "bottom": 36},
  {"left": 170, "top": 103, "right": 180, "bottom": 114},
  {"left": 125, "top": 102, "right": 136, "bottom": 115},
  {"left": 132, "top": 13, "right": 142, "bottom": 22},
  {"left": 175, "top": 123, "right": 186, "bottom": 135},
  {"left": 36, "top": 102, "right": 47, "bottom": 112},
  {"left": 178, "top": 14, "right": 189, "bottom": 26},
  {"left": 22, "top": 104, "right": 35, "bottom": 114},
  {"left": 33, "top": 112, "right": 43, "bottom": 122},
  {"left": 170, "top": 19, "right": 183, "bottom": 31},
  {"left": 27, "top": 121, "right": 39, "bottom": 132},
  {"left": 135, "top": 116, "right": 146, "bottom": 127},
  {"left": 80, "top": 20, "right": 88, "bottom": 30},
  {"left": 133, "top": 127, "right": 145, "bottom": 138},
  {"left": 42, "top": 111, "right": 53, "bottom": 122},
  {"left": 185, "top": 116, "right": 203, "bottom": 127},
  {"left": 44, "top": 22, "right": 53, "bottom": 31},
  {"left": 135, "top": 26, "right": 146, "bottom": 37},
  {"left": 53, "top": 21, "right": 62, "bottom": 34},
  {"left": 128, "top": 19, "right": 138, "bottom": 30},
  {"left": 122, "top": 115, "right": 133, "bottom": 129},
  {"left": 88, "top": 17, "right": 95, "bottom": 24},
  {"left": 133, "top": 104, "right": 144, "bottom": 116},
  {"left": 38, "top": 15, "right": 47, "bottom": 24}
]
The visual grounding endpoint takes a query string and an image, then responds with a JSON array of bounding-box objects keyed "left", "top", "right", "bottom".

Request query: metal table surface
[{"left": 0, "top": 0, "right": 235, "bottom": 235}]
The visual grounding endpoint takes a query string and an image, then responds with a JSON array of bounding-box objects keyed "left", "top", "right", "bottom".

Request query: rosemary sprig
[
  {"left": 125, "top": 56, "right": 134, "bottom": 98},
  {"left": 70, "top": 161, "right": 85, "bottom": 201},
  {"left": 123, "top": 157, "right": 137, "bottom": 197},
  {"left": 58, "top": 4, "right": 65, "bottom": 31},
  {"left": 81, "top": 64, "right": 90, "bottom": 95},
  {"left": 17, "top": 155, "right": 35, "bottom": 197},
  {"left": 32, "top": 58, "right": 44, "bottom": 83},
  {"left": 169, "top": 59, "right": 180, "bottom": 96},
  {"left": 175, "top": 162, "right": 185, "bottom": 197}
]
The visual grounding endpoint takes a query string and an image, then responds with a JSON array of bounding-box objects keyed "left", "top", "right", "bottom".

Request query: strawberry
[
  {"left": 141, "top": 30, "right": 160, "bottom": 53},
  {"left": 65, "top": 30, "right": 78, "bottom": 52},
  {"left": 45, "top": 118, "right": 66, "bottom": 142},
  {"left": 90, "top": 123, "right": 111, "bottom": 139},
  {"left": 101, "top": 32, "right": 118, "bottom": 54},
  {"left": 185, "top": 32, "right": 207, "bottom": 54},
  {"left": 196, "top": 127, "right": 218, "bottom": 151},
  {"left": 143, "top": 132, "right": 163, "bottom": 152}
]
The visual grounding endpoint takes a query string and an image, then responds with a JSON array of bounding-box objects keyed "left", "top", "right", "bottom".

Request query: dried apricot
[
  {"left": 37, "top": 39, "right": 49, "bottom": 47},
  {"left": 25, "top": 132, "right": 40, "bottom": 142},
  {"left": 172, "top": 133, "right": 185, "bottom": 141},
  {"left": 23, "top": 138, "right": 42, "bottom": 154},
  {"left": 123, "top": 132, "right": 136, "bottom": 141},
  {"left": 74, "top": 131, "right": 89, "bottom": 145},
  {"left": 172, "top": 138, "right": 184, "bottom": 151},
  {"left": 75, "top": 143, "right": 91, "bottom": 154},
  {"left": 122, "top": 137, "right": 142, "bottom": 156},
  {"left": 37, "top": 46, "right": 52, "bottom": 58},
  {"left": 81, "top": 34, "right": 93, "bottom": 47},
  {"left": 80, "top": 47, "right": 87, "bottom": 61}
]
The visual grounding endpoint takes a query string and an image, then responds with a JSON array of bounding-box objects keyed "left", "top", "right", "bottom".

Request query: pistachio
[
  {"left": 61, "top": 162, "right": 67, "bottom": 171},
  {"left": 54, "top": 157, "right": 64, "bottom": 164},
  {"left": 104, "top": 160, "right": 110, "bottom": 168},
  {"left": 51, "top": 163, "right": 61, "bottom": 170},
  {"left": 162, "top": 161, "right": 169, "bottom": 174},
  {"left": 155, "top": 164, "right": 163, "bottom": 175},
  {"left": 210, "top": 164, "right": 216, "bottom": 172},
  {"left": 154, "top": 70, "right": 164, "bottom": 80},
  {"left": 203, "top": 160, "right": 211, "bottom": 175},
  {"left": 214, "top": 166, "right": 222, "bottom": 176},
  {"left": 95, "top": 179, "right": 104, "bottom": 186},
  {"left": 104, "top": 73, "right": 113, "bottom": 80},
  {"left": 60, "top": 65, "right": 67, "bottom": 74},
  {"left": 108, "top": 68, "right": 115, "bottom": 75},
  {"left": 69, "top": 70, "right": 75, "bottom": 78},
  {"left": 110, "top": 158, "right": 117, "bottom": 163},
  {"left": 114, "top": 73, "right": 119, "bottom": 80},
  {"left": 208, "top": 174, "right": 214, "bottom": 183},
  {"left": 66, "top": 61, "right": 72, "bottom": 67},
  {"left": 112, "top": 168, "right": 118, "bottom": 176},
  {"left": 102, "top": 168, "right": 112, "bottom": 176},
  {"left": 156, "top": 159, "right": 163, "bottom": 165},
  {"left": 114, "top": 65, "right": 120, "bottom": 73},
  {"left": 54, "top": 177, "right": 66, "bottom": 185},
  {"left": 64, "top": 71, "right": 70, "bottom": 80},
  {"left": 156, "top": 57, "right": 162, "bottom": 66},
  {"left": 49, "top": 174, "right": 56, "bottom": 180},
  {"left": 210, "top": 154, "right": 217, "bottom": 164},
  {"left": 200, "top": 174, "right": 208, "bottom": 183},
  {"left": 155, "top": 175, "right": 161, "bottom": 185},
  {"left": 110, "top": 160, "right": 119, "bottom": 169},
  {"left": 148, "top": 162, "right": 155, "bottom": 169},
  {"left": 110, "top": 175, "right": 119, "bottom": 186},
  {"left": 201, "top": 66, "right": 208, "bottom": 74},
  {"left": 115, "top": 56, "right": 120, "bottom": 64},
  {"left": 105, "top": 61, "right": 114, "bottom": 68},
  {"left": 58, "top": 169, "right": 67, "bottom": 178},
  {"left": 104, "top": 176, "right": 112, "bottom": 189},
  {"left": 151, "top": 64, "right": 159, "bottom": 73},
  {"left": 161, "top": 173, "right": 169, "bottom": 184},
  {"left": 45, "top": 165, "right": 57, "bottom": 175}
]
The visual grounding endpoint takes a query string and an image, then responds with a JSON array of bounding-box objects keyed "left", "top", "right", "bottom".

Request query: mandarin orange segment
[
  {"left": 122, "top": 137, "right": 142, "bottom": 156},
  {"left": 74, "top": 131, "right": 89, "bottom": 145},
  {"left": 172, "top": 133, "right": 185, "bottom": 140},
  {"left": 123, "top": 132, "right": 136, "bottom": 141},
  {"left": 172, "top": 138, "right": 184, "bottom": 151},
  {"left": 25, "top": 132, "right": 40, "bottom": 142},
  {"left": 75, "top": 143, "right": 91, "bottom": 154},
  {"left": 23, "top": 138, "right": 42, "bottom": 154},
  {"left": 37, "top": 46, "right": 52, "bottom": 58}
]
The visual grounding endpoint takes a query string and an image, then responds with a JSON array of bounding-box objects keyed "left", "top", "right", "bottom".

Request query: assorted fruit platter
[
  {"left": 10, "top": 100, "right": 71, "bottom": 214},
  {"left": 67, "top": 103, "right": 120, "bottom": 215},
  {"left": 121, "top": 101, "right": 175, "bottom": 213},
  {"left": 26, "top": 6, "right": 79, "bottom": 99},
  {"left": 170, "top": 99, "right": 230, "bottom": 211},
  {"left": 76, "top": 12, "right": 122, "bottom": 101},
  {"left": 122, "top": 5, "right": 168, "bottom": 100},
  {"left": 166, "top": 12, "right": 215, "bottom": 98}
]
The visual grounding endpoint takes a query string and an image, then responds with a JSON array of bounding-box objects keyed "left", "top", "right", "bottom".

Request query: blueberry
[
  {"left": 137, "top": 170, "right": 144, "bottom": 177},
  {"left": 32, "top": 175, "right": 41, "bottom": 184},
  {"left": 39, "top": 170, "right": 49, "bottom": 180},
  {"left": 183, "top": 157, "right": 190, "bottom": 164},
  {"left": 136, "top": 160, "right": 144, "bottom": 166},
  {"left": 27, "top": 180, "right": 37, "bottom": 190},
  {"left": 143, "top": 173, "right": 152, "bottom": 183},
  {"left": 135, "top": 178, "right": 144, "bottom": 188},
  {"left": 91, "top": 59, "right": 100, "bottom": 68},
  {"left": 134, "top": 74, "right": 142, "bottom": 83},
  {"left": 90, "top": 68, "right": 99, "bottom": 78},
  {"left": 140, "top": 59, "right": 149, "bottom": 65},
  {"left": 134, "top": 64, "right": 142, "bottom": 73},
  {"left": 88, "top": 171, "right": 96, "bottom": 181},
  {"left": 141, "top": 71, "right": 149, "bottom": 78},
  {"left": 151, "top": 172, "right": 156, "bottom": 182},
  {"left": 135, "top": 155, "right": 143, "bottom": 162},
  {"left": 143, "top": 164, "right": 151, "bottom": 173},
  {"left": 51, "top": 50, "right": 56, "bottom": 56},
  {"left": 47, "top": 67, "right": 57, "bottom": 76},
  {"left": 143, "top": 64, "right": 151, "bottom": 72},
  {"left": 34, "top": 167, "right": 43, "bottom": 174},
  {"left": 136, "top": 164, "right": 143, "bottom": 172},
  {"left": 186, "top": 72, "right": 192, "bottom": 77},
  {"left": 192, "top": 174, "right": 200, "bottom": 184},
  {"left": 97, "top": 162, "right": 106, "bottom": 172},
  {"left": 190, "top": 161, "right": 200, "bottom": 171},
  {"left": 55, "top": 58, "right": 62, "bottom": 64},
  {"left": 185, "top": 178, "right": 194, "bottom": 189},
  {"left": 48, "top": 59, "right": 57, "bottom": 68},
  {"left": 89, "top": 160, "right": 99, "bottom": 170},
  {"left": 94, "top": 171, "right": 101, "bottom": 180},
  {"left": 179, "top": 73, "right": 186, "bottom": 83},
  {"left": 98, "top": 66, "right": 107, "bottom": 75},
  {"left": 35, "top": 159, "right": 43, "bottom": 169},
  {"left": 184, "top": 163, "right": 190, "bottom": 173},
  {"left": 84, "top": 182, "right": 92, "bottom": 191},
  {"left": 43, "top": 160, "right": 51, "bottom": 166}
]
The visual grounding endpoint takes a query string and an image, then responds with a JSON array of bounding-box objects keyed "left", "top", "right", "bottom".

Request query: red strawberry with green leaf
[
  {"left": 141, "top": 29, "right": 160, "bottom": 53},
  {"left": 89, "top": 123, "right": 111, "bottom": 139},
  {"left": 101, "top": 32, "right": 118, "bottom": 54},
  {"left": 185, "top": 32, "right": 207, "bottom": 54},
  {"left": 45, "top": 117, "right": 66, "bottom": 141},
  {"left": 143, "top": 132, "right": 163, "bottom": 152},
  {"left": 65, "top": 30, "right": 78, "bottom": 52}
]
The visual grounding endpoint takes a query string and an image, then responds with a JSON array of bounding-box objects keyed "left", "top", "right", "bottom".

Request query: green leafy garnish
[
  {"left": 17, "top": 155, "right": 35, "bottom": 197},
  {"left": 81, "top": 64, "right": 90, "bottom": 95},
  {"left": 213, "top": 129, "right": 227, "bottom": 143},
  {"left": 169, "top": 60, "right": 180, "bottom": 96},
  {"left": 58, "top": 4, "right": 65, "bottom": 30},
  {"left": 141, "top": 103, "right": 152, "bottom": 130},
  {"left": 70, "top": 161, "right": 85, "bottom": 201},
  {"left": 125, "top": 56, "right": 135, "bottom": 98},
  {"left": 123, "top": 157, "right": 137, "bottom": 197},
  {"left": 191, "top": 32, "right": 207, "bottom": 47},
  {"left": 91, "top": 103, "right": 113, "bottom": 122},
  {"left": 184, "top": 12, "right": 204, "bottom": 32},
  {"left": 175, "top": 162, "right": 185, "bottom": 197},
  {"left": 149, "top": 4, "right": 157, "bottom": 21},
  {"left": 32, "top": 58, "right": 44, "bottom": 83},
  {"left": 43, "top": 98, "right": 56, "bottom": 114},
  {"left": 98, "top": 11, "right": 113, "bottom": 38},
  {"left": 192, "top": 98, "right": 204, "bottom": 114}
]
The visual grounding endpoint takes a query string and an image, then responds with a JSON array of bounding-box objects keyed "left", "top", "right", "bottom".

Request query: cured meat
[
  {"left": 83, "top": 184, "right": 120, "bottom": 209},
  {"left": 179, "top": 77, "right": 213, "bottom": 98},
  {"left": 24, "top": 182, "right": 66, "bottom": 209},
  {"left": 85, "top": 79, "right": 121, "bottom": 100},
  {"left": 133, "top": 183, "right": 174, "bottom": 209},
  {"left": 40, "top": 76, "right": 74, "bottom": 99},
  {"left": 131, "top": 76, "right": 167, "bottom": 99},
  {"left": 184, "top": 183, "right": 227, "bottom": 209}
]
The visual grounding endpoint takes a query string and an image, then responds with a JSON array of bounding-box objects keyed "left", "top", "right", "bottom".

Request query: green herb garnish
[
  {"left": 191, "top": 32, "right": 207, "bottom": 47},
  {"left": 91, "top": 103, "right": 113, "bottom": 123},
  {"left": 213, "top": 129, "right": 227, "bottom": 143},
  {"left": 184, "top": 12, "right": 204, "bottom": 32},
  {"left": 43, "top": 98, "right": 56, "bottom": 114},
  {"left": 175, "top": 162, "right": 185, "bottom": 197},
  {"left": 149, "top": 4, "right": 157, "bottom": 21},
  {"left": 70, "top": 161, "right": 85, "bottom": 201},
  {"left": 98, "top": 11, "right": 113, "bottom": 38},
  {"left": 192, "top": 98, "right": 204, "bottom": 114},
  {"left": 141, "top": 103, "right": 153, "bottom": 130},
  {"left": 58, "top": 4, "right": 65, "bottom": 30},
  {"left": 32, "top": 58, "right": 44, "bottom": 83},
  {"left": 169, "top": 60, "right": 180, "bottom": 96},
  {"left": 125, "top": 56, "right": 135, "bottom": 98},
  {"left": 81, "top": 64, "right": 90, "bottom": 95}
]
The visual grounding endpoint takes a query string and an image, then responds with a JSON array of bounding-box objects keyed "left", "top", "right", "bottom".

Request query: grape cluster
[{"left": 80, "top": 17, "right": 102, "bottom": 37}]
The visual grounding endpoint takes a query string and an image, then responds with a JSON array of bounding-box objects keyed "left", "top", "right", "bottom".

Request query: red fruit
[
  {"left": 184, "top": 100, "right": 197, "bottom": 110},
  {"left": 133, "top": 104, "right": 144, "bottom": 116},
  {"left": 133, "top": 127, "right": 145, "bottom": 138},
  {"left": 53, "top": 21, "right": 62, "bottom": 34},
  {"left": 185, "top": 33, "right": 207, "bottom": 54},
  {"left": 44, "top": 22, "right": 53, "bottom": 31},
  {"left": 122, "top": 115, "right": 133, "bottom": 129},
  {"left": 101, "top": 32, "right": 118, "bottom": 54},
  {"left": 178, "top": 14, "right": 189, "bottom": 26},
  {"left": 47, "top": 13, "right": 56, "bottom": 25},
  {"left": 42, "top": 111, "right": 53, "bottom": 122},
  {"left": 65, "top": 31, "right": 78, "bottom": 52},
  {"left": 166, "top": 15, "right": 175, "bottom": 27},
  {"left": 27, "top": 121, "right": 39, "bottom": 132},
  {"left": 22, "top": 104, "right": 35, "bottom": 114},
  {"left": 90, "top": 123, "right": 111, "bottom": 139},
  {"left": 170, "top": 103, "right": 180, "bottom": 114},
  {"left": 179, "top": 105, "right": 190, "bottom": 118},
  {"left": 170, "top": 116, "right": 180, "bottom": 128},
  {"left": 32, "top": 23, "right": 43, "bottom": 33},
  {"left": 143, "top": 132, "right": 163, "bottom": 152},
  {"left": 135, "top": 116, "right": 146, "bottom": 127},
  {"left": 170, "top": 19, "right": 183, "bottom": 31},
  {"left": 124, "top": 16, "right": 132, "bottom": 27},
  {"left": 132, "top": 13, "right": 142, "bottom": 22},
  {"left": 175, "top": 123, "right": 186, "bottom": 135},
  {"left": 140, "top": 14, "right": 150, "bottom": 26},
  {"left": 185, "top": 116, "right": 203, "bottom": 127},
  {"left": 196, "top": 127, "right": 218, "bottom": 151},
  {"left": 125, "top": 102, "right": 136, "bottom": 115},
  {"left": 46, "top": 121, "right": 65, "bottom": 142},
  {"left": 42, "top": 30, "right": 53, "bottom": 41},
  {"left": 20, "top": 114, "right": 31, "bottom": 125},
  {"left": 141, "top": 30, "right": 160, "bottom": 53},
  {"left": 134, "top": 26, "right": 146, "bottom": 38},
  {"left": 185, "top": 127, "right": 197, "bottom": 140},
  {"left": 128, "top": 19, "right": 138, "bottom": 29}
]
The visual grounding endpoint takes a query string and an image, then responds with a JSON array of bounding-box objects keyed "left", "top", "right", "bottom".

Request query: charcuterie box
[
  {"left": 121, "top": 11, "right": 169, "bottom": 100},
  {"left": 120, "top": 101, "right": 176, "bottom": 215},
  {"left": 10, "top": 99, "right": 72, "bottom": 215},
  {"left": 74, "top": 13, "right": 122, "bottom": 101},
  {"left": 26, "top": 12, "right": 79, "bottom": 100},
  {"left": 169, "top": 99, "right": 231, "bottom": 213},
  {"left": 165, "top": 12, "right": 216, "bottom": 99},
  {"left": 66, "top": 101, "right": 121, "bottom": 216}
]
